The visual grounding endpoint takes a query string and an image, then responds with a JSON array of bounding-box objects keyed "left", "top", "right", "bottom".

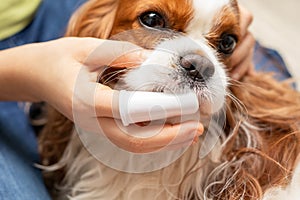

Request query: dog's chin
[{"left": 198, "top": 98, "right": 221, "bottom": 117}]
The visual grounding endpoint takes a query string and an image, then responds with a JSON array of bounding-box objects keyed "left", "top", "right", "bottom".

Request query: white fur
[
  {"left": 123, "top": 36, "right": 227, "bottom": 114},
  {"left": 55, "top": 133, "right": 221, "bottom": 200},
  {"left": 262, "top": 160, "right": 300, "bottom": 200},
  {"left": 54, "top": 120, "right": 267, "bottom": 200},
  {"left": 186, "top": 0, "right": 230, "bottom": 37}
]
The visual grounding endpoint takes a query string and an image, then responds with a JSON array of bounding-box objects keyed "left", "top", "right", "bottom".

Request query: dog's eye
[
  {"left": 218, "top": 34, "right": 237, "bottom": 55},
  {"left": 139, "top": 12, "right": 165, "bottom": 29}
]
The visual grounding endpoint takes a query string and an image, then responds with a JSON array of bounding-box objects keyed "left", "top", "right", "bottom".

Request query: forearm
[{"left": 0, "top": 44, "right": 43, "bottom": 102}]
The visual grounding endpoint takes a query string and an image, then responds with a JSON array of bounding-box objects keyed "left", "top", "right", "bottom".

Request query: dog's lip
[
  {"left": 199, "top": 105, "right": 212, "bottom": 117},
  {"left": 196, "top": 94, "right": 213, "bottom": 116}
]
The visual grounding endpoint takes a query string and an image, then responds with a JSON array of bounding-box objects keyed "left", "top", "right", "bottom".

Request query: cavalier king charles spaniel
[{"left": 39, "top": 0, "right": 300, "bottom": 199}]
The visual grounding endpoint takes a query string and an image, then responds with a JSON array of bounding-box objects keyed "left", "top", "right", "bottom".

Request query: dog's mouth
[
  {"left": 98, "top": 33, "right": 227, "bottom": 117},
  {"left": 98, "top": 62, "right": 226, "bottom": 117},
  {"left": 98, "top": 64, "right": 210, "bottom": 93}
]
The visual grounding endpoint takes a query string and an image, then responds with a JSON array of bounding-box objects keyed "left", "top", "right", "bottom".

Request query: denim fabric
[
  {"left": 0, "top": 0, "right": 86, "bottom": 199},
  {"left": 0, "top": 0, "right": 86, "bottom": 50},
  {"left": 0, "top": 102, "right": 49, "bottom": 200},
  {"left": 254, "top": 42, "right": 292, "bottom": 81}
]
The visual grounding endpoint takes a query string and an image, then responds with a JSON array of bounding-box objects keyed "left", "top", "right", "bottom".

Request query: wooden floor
[{"left": 239, "top": 0, "right": 300, "bottom": 88}]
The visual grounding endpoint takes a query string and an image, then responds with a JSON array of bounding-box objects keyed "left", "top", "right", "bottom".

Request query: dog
[{"left": 39, "top": 0, "right": 300, "bottom": 199}]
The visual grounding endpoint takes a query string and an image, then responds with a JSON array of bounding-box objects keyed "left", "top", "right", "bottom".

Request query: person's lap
[
  {"left": 0, "top": 102, "right": 50, "bottom": 200},
  {"left": 254, "top": 42, "right": 292, "bottom": 81}
]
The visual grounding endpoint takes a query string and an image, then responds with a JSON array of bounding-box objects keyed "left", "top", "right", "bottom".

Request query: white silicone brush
[{"left": 119, "top": 90, "right": 199, "bottom": 126}]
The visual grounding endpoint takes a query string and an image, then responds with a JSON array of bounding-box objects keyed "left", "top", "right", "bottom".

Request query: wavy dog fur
[{"left": 39, "top": 0, "right": 300, "bottom": 199}]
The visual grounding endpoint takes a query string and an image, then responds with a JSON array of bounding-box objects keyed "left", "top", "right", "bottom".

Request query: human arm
[{"left": 0, "top": 37, "right": 203, "bottom": 153}]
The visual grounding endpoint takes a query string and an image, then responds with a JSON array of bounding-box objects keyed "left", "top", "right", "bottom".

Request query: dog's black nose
[{"left": 180, "top": 54, "right": 215, "bottom": 81}]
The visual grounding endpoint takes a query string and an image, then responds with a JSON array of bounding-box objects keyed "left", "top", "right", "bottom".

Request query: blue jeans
[
  {"left": 0, "top": 0, "right": 86, "bottom": 50},
  {"left": 0, "top": 103, "right": 49, "bottom": 200},
  {"left": 0, "top": 0, "right": 86, "bottom": 199},
  {"left": 253, "top": 42, "right": 292, "bottom": 81}
]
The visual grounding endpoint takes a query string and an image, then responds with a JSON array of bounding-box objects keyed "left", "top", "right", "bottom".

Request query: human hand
[
  {"left": 229, "top": 5, "right": 256, "bottom": 80},
  {"left": 0, "top": 37, "right": 203, "bottom": 153}
]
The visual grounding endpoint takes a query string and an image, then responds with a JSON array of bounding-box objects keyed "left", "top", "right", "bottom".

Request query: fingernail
[{"left": 197, "top": 128, "right": 203, "bottom": 136}]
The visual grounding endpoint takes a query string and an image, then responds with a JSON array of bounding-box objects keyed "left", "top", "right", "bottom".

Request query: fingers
[
  {"left": 82, "top": 39, "right": 148, "bottom": 72},
  {"left": 231, "top": 53, "right": 255, "bottom": 81},
  {"left": 110, "top": 49, "right": 151, "bottom": 69},
  {"left": 72, "top": 40, "right": 151, "bottom": 119},
  {"left": 239, "top": 5, "right": 253, "bottom": 37},
  {"left": 230, "top": 32, "right": 255, "bottom": 67},
  {"left": 73, "top": 80, "right": 119, "bottom": 120},
  {"left": 98, "top": 118, "right": 204, "bottom": 153},
  {"left": 53, "top": 37, "right": 149, "bottom": 67},
  {"left": 60, "top": 37, "right": 150, "bottom": 71},
  {"left": 94, "top": 87, "right": 120, "bottom": 118},
  {"left": 229, "top": 5, "right": 255, "bottom": 80},
  {"left": 230, "top": 32, "right": 255, "bottom": 80}
]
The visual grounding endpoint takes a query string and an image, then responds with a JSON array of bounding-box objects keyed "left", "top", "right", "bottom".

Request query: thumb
[{"left": 82, "top": 39, "right": 149, "bottom": 72}]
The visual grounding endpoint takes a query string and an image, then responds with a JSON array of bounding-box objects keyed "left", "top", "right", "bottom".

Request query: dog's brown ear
[{"left": 66, "top": 0, "right": 119, "bottom": 38}]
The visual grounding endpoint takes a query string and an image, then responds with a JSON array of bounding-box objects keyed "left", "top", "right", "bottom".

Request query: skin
[
  {"left": 0, "top": 6, "right": 254, "bottom": 153},
  {"left": 230, "top": 5, "right": 256, "bottom": 80},
  {"left": 0, "top": 37, "right": 203, "bottom": 153}
]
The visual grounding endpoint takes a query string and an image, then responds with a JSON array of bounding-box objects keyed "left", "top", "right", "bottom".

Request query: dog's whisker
[
  {"left": 226, "top": 92, "right": 247, "bottom": 114},
  {"left": 101, "top": 68, "right": 129, "bottom": 79},
  {"left": 101, "top": 69, "right": 129, "bottom": 84}
]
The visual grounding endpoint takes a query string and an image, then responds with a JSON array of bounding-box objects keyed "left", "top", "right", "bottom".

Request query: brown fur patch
[
  {"left": 111, "top": 0, "right": 194, "bottom": 34},
  {"left": 206, "top": 3, "right": 240, "bottom": 66}
]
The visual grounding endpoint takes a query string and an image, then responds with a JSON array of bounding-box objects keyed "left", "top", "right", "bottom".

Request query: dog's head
[{"left": 68, "top": 0, "right": 240, "bottom": 116}]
